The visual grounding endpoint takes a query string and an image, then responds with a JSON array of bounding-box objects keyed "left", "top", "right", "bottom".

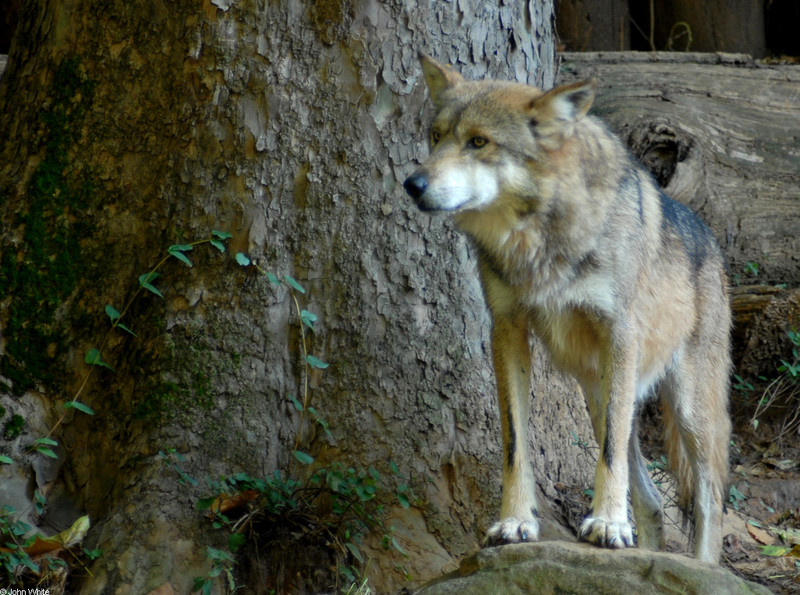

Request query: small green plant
[
  {"left": 749, "top": 328, "right": 800, "bottom": 439},
  {"left": 191, "top": 258, "right": 411, "bottom": 593},
  {"left": 743, "top": 261, "right": 760, "bottom": 278},
  {"left": 3, "top": 413, "right": 25, "bottom": 440},
  {"left": 0, "top": 505, "right": 39, "bottom": 584},
  {"left": 570, "top": 430, "right": 598, "bottom": 461},
  {"left": 733, "top": 374, "right": 755, "bottom": 397},
  {"left": 159, "top": 449, "right": 199, "bottom": 487},
  {"left": 732, "top": 260, "right": 761, "bottom": 286},
  {"left": 197, "top": 462, "right": 410, "bottom": 593},
  {"left": 193, "top": 546, "right": 237, "bottom": 595},
  {"left": 728, "top": 484, "right": 748, "bottom": 511}
]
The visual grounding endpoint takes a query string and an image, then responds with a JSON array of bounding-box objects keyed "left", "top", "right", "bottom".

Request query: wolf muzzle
[{"left": 403, "top": 173, "right": 430, "bottom": 209}]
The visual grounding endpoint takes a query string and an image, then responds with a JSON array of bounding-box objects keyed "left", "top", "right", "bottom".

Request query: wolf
[{"left": 403, "top": 55, "right": 731, "bottom": 563}]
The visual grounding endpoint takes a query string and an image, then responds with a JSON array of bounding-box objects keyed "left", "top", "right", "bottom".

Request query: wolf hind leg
[
  {"left": 485, "top": 313, "right": 539, "bottom": 545},
  {"left": 628, "top": 415, "right": 664, "bottom": 551},
  {"left": 662, "top": 351, "right": 730, "bottom": 563}
]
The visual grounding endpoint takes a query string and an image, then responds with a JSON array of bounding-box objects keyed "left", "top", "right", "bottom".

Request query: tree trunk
[{"left": 0, "top": 2, "right": 583, "bottom": 593}]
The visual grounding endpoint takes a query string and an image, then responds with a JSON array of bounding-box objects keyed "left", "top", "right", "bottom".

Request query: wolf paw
[
  {"left": 485, "top": 517, "right": 540, "bottom": 546},
  {"left": 579, "top": 516, "right": 635, "bottom": 548}
]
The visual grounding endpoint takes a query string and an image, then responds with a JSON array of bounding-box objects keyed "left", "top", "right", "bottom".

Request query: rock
[{"left": 416, "top": 540, "right": 772, "bottom": 595}]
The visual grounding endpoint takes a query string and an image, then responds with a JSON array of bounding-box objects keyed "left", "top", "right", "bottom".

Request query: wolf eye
[
  {"left": 431, "top": 130, "right": 441, "bottom": 144},
  {"left": 469, "top": 136, "right": 488, "bottom": 149}
]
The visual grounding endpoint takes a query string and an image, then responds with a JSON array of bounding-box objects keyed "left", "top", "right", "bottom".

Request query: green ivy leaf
[
  {"left": 105, "top": 304, "right": 121, "bottom": 321},
  {"left": 117, "top": 322, "right": 136, "bottom": 336},
  {"left": 292, "top": 450, "right": 314, "bottom": 465},
  {"left": 300, "top": 310, "right": 317, "bottom": 330},
  {"left": 33, "top": 442, "right": 58, "bottom": 459},
  {"left": 0, "top": 455, "right": 13, "bottom": 465},
  {"left": 305, "top": 355, "right": 329, "bottom": 369},
  {"left": 85, "top": 348, "right": 114, "bottom": 371},
  {"left": 196, "top": 497, "right": 215, "bottom": 511},
  {"left": 63, "top": 401, "right": 95, "bottom": 415},
  {"left": 212, "top": 230, "right": 232, "bottom": 240},
  {"left": 283, "top": 275, "right": 306, "bottom": 294},
  {"left": 20, "top": 555, "right": 41, "bottom": 574},
  {"left": 235, "top": 252, "right": 251, "bottom": 266},
  {"left": 168, "top": 248, "right": 193, "bottom": 267},
  {"left": 266, "top": 271, "right": 280, "bottom": 285},
  {"left": 289, "top": 395, "right": 304, "bottom": 412},
  {"left": 209, "top": 239, "right": 226, "bottom": 253},
  {"left": 228, "top": 532, "right": 246, "bottom": 553},
  {"left": 138, "top": 272, "right": 164, "bottom": 298},
  {"left": 397, "top": 491, "right": 410, "bottom": 509}
]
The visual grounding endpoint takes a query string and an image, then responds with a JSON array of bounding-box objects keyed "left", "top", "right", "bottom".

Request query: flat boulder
[{"left": 417, "top": 540, "right": 772, "bottom": 595}]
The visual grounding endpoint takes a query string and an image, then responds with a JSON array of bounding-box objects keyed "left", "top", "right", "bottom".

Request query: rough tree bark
[{"left": 0, "top": 1, "right": 589, "bottom": 593}]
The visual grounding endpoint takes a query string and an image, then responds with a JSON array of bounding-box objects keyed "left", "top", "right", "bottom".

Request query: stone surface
[{"left": 418, "top": 541, "right": 773, "bottom": 595}]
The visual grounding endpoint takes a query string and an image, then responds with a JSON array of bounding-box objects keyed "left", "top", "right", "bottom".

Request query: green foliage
[
  {"left": 733, "top": 374, "right": 755, "bottom": 397},
  {"left": 3, "top": 414, "right": 25, "bottom": 441},
  {"left": 0, "top": 506, "right": 39, "bottom": 584},
  {"left": 732, "top": 260, "right": 762, "bottom": 286},
  {"left": 193, "top": 547, "right": 237, "bottom": 595},
  {"left": 747, "top": 328, "right": 800, "bottom": 437},
  {"left": 728, "top": 484, "right": 748, "bottom": 511},
  {"left": 159, "top": 449, "right": 198, "bottom": 487},
  {"left": 197, "top": 461, "right": 411, "bottom": 592},
  {"left": 30, "top": 437, "right": 59, "bottom": 459}
]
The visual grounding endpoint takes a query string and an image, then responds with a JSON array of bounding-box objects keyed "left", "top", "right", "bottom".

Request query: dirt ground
[
  {"left": 641, "top": 394, "right": 800, "bottom": 594},
  {"left": 721, "top": 399, "right": 800, "bottom": 593}
]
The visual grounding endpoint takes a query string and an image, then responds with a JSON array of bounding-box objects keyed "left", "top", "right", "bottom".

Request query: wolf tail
[
  {"left": 662, "top": 403, "right": 695, "bottom": 515},
  {"left": 660, "top": 359, "right": 731, "bottom": 526}
]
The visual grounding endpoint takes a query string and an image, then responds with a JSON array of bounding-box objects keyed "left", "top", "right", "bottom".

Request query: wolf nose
[{"left": 403, "top": 174, "right": 428, "bottom": 200}]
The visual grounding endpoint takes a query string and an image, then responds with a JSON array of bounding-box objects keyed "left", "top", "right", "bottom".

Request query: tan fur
[{"left": 404, "top": 55, "right": 731, "bottom": 563}]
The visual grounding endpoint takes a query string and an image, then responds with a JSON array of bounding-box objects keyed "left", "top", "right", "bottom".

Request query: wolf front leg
[
  {"left": 579, "top": 336, "right": 637, "bottom": 549},
  {"left": 485, "top": 312, "right": 539, "bottom": 545}
]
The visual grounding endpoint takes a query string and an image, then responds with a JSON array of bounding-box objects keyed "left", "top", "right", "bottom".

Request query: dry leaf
[
  {"left": 0, "top": 515, "right": 90, "bottom": 556},
  {"left": 748, "top": 522, "right": 776, "bottom": 545},
  {"left": 207, "top": 489, "right": 260, "bottom": 515}
]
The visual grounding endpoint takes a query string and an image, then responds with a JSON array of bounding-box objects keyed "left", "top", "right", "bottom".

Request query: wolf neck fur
[{"left": 454, "top": 187, "right": 600, "bottom": 302}]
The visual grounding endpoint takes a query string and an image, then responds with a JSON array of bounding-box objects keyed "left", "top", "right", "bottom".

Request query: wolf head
[{"left": 404, "top": 55, "right": 596, "bottom": 213}]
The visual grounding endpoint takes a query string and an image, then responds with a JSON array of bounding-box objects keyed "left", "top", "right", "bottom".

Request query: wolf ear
[
  {"left": 527, "top": 79, "right": 596, "bottom": 148},
  {"left": 536, "top": 79, "right": 596, "bottom": 123},
  {"left": 419, "top": 53, "right": 464, "bottom": 107}
]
